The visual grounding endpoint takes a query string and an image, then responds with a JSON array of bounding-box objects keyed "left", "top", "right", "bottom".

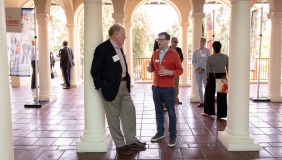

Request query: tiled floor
[{"left": 11, "top": 80, "right": 282, "bottom": 160}]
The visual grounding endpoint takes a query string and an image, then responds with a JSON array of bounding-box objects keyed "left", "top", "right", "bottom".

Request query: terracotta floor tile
[
  {"left": 94, "top": 150, "right": 116, "bottom": 159},
  {"left": 37, "top": 150, "right": 65, "bottom": 160},
  {"left": 180, "top": 148, "right": 205, "bottom": 159},
  {"left": 26, "top": 130, "right": 49, "bottom": 137},
  {"left": 201, "top": 147, "right": 229, "bottom": 159},
  {"left": 247, "top": 149, "right": 274, "bottom": 158},
  {"left": 59, "top": 150, "right": 81, "bottom": 159},
  {"left": 52, "top": 138, "right": 76, "bottom": 146},
  {"left": 44, "top": 130, "right": 65, "bottom": 137},
  {"left": 33, "top": 138, "right": 57, "bottom": 145},
  {"left": 138, "top": 148, "right": 160, "bottom": 159},
  {"left": 160, "top": 148, "right": 182, "bottom": 159},
  {"left": 14, "top": 137, "right": 39, "bottom": 146},
  {"left": 15, "top": 150, "right": 44, "bottom": 159}
]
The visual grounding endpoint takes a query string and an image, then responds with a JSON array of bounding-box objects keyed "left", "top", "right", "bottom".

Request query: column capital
[
  {"left": 112, "top": 13, "right": 126, "bottom": 24},
  {"left": 84, "top": 0, "right": 103, "bottom": 4},
  {"left": 267, "top": 12, "right": 282, "bottom": 24},
  {"left": 66, "top": 23, "right": 76, "bottom": 29},
  {"left": 229, "top": 0, "right": 251, "bottom": 2},
  {"left": 124, "top": 22, "right": 132, "bottom": 29},
  {"left": 180, "top": 22, "right": 190, "bottom": 28},
  {"left": 190, "top": 13, "right": 205, "bottom": 20},
  {"left": 36, "top": 14, "right": 51, "bottom": 25}
]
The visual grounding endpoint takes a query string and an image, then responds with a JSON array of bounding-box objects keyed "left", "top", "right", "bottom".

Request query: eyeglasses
[
  {"left": 157, "top": 39, "right": 167, "bottom": 42},
  {"left": 174, "top": 41, "right": 178, "bottom": 43}
]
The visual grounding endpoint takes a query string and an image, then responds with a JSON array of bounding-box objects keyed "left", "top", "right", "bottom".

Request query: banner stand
[
  {"left": 250, "top": 7, "right": 270, "bottom": 102},
  {"left": 24, "top": 8, "right": 49, "bottom": 108}
]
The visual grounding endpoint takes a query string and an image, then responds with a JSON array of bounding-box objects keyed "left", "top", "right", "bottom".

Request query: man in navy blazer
[
  {"left": 91, "top": 24, "right": 146, "bottom": 155},
  {"left": 60, "top": 41, "right": 74, "bottom": 89}
]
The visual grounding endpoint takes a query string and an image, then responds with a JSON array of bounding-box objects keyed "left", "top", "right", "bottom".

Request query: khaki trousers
[
  {"left": 174, "top": 76, "right": 180, "bottom": 101},
  {"left": 98, "top": 81, "right": 137, "bottom": 147}
]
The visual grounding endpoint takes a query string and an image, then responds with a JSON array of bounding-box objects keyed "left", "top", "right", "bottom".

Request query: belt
[{"left": 121, "top": 77, "right": 126, "bottom": 81}]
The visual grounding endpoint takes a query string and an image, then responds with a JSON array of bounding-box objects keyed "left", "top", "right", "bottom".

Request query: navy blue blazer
[{"left": 90, "top": 39, "right": 130, "bottom": 101}]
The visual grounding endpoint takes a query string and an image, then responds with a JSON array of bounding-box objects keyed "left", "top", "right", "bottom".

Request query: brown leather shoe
[
  {"left": 128, "top": 140, "right": 146, "bottom": 148},
  {"left": 116, "top": 145, "right": 132, "bottom": 154}
]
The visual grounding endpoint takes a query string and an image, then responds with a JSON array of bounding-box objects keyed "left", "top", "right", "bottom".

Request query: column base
[
  {"left": 35, "top": 94, "right": 57, "bottom": 103},
  {"left": 76, "top": 135, "right": 111, "bottom": 152},
  {"left": 179, "top": 81, "right": 191, "bottom": 87},
  {"left": 10, "top": 76, "right": 30, "bottom": 87},
  {"left": 189, "top": 94, "right": 200, "bottom": 102},
  {"left": 70, "top": 81, "right": 82, "bottom": 88},
  {"left": 218, "top": 131, "right": 260, "bottom": 151},
  {"left": 264, "top": 95, "right": 282, "bottom": 102}
]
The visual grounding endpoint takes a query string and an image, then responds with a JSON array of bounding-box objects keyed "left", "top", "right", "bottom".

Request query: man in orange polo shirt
[{"left": 147, "top": 32, "right": 183, "bottom": 147}]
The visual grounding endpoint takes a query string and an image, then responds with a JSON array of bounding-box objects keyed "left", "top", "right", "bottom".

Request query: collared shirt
[
  {"left": 159, "top": 46, "right": 169, "bottom": 64},
  {"left": 110, "top": 39, "right": 126, "bottom": 78}
]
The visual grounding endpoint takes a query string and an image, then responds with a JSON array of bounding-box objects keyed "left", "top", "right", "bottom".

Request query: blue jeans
[
  {"left": 152, "top": 86, "right": 177, "bottom": 139},
  {"left": 195, "top": 71, "right": 207, "bottom": 101}
]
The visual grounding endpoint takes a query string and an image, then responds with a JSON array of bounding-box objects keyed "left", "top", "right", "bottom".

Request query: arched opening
[
  {"left": 49, "top": 2, "right": 67, "bottom": 80},
  {"left": 250, "top": 2, "right": 271, "bottom": 81},
  {"left": 130, "top": 1, "right": 180, "bottom": 81},
  {"left": 203, "top": 1, "right": 230, "bottom": 55}
]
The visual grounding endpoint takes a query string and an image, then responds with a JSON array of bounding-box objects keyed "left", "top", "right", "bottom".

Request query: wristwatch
[{"left": 170, "top": 70, "right": 173, "bottom": 76}]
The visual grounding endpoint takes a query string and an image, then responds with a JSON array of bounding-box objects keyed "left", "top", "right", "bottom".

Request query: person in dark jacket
[
  {"left": 170, "top": 37, "right": 184, "bottom": 104},
  {"left": 60, "top": 41, "right": 74, "bottom": 89},
  {"left": 90, "top": 24, "right": 146, "bottom": 155}
]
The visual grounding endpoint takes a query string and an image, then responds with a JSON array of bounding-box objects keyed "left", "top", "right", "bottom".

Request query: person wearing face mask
[
  {"left": 147, "top": 32, "right": 183, "bottom": 147},
  {"left": 192, "top": 38, "right": 211, "bottom": 107},
  {"left": 91, "top": 24, "right": 146, "bottom": 155}
]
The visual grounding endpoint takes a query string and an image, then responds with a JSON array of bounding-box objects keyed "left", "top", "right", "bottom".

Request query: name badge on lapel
[
  {"left": 155, "top": 59, "right": 160, "bottom": 63},
  {"left": 112, "top": 55, "right": 119, "bottom": 62}
]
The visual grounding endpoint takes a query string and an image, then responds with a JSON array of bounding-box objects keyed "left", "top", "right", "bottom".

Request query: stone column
[
  {"left": 179, "top": 22, "right": 190, "bottom": 87},
  {"left": 76, "top": 0, "right": 110, "bottom": 152},
  {"left": 124, "top": 23, "right": 134, "bottom": 86},
  {"left": 37, "top": 14, "right": 56, "bottom": 102},
  {"left": 265, "top": 12, "right": 282, "bottom": 102},
  {"left": 0, "top": 0, "right": 14, "bottom": 158},
  {"left": 76, "top": 26, "right": 82, "bottom": 81},
  {"left": 218, "top": 0, "right": 259, "bottom": 151},
  {"left": 66, "top": 23, "right": 80, "bottom": 87},
  {"left": 189, "top": 13, "right": 205, "bottom": 102}
]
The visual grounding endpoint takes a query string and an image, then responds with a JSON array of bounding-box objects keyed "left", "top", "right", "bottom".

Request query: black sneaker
[
  {"left": 168, "top": 138, "right": 177, "bottom": 147},
  {"left": 151, "top": 134, "right": 164, "bottom": 141}
]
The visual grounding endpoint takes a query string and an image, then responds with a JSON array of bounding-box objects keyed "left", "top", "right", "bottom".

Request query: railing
[
  {"left": 78, "top": 57, "right": 270, "bottom": 81},
  {"left": 133, "top": 58, "right": 192, "bottom": 81},
  {"left": 250, "top": 58, "right": 269, "bottom": 80},
  {"left": 133, "top": 57, "right": 270, "bottom": 81}
]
